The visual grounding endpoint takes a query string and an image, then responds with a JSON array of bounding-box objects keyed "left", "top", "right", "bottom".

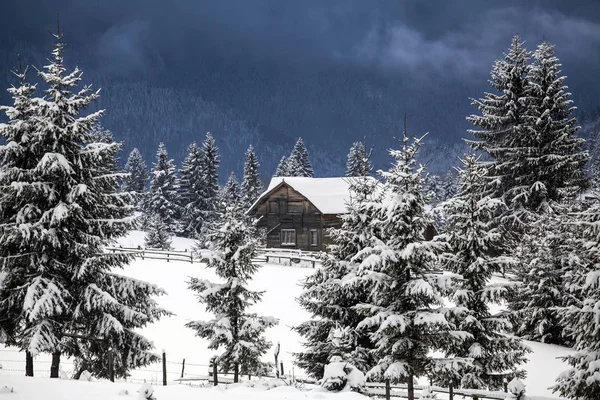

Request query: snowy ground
[{"left": 0, "top": 230, "right": 573, "bottom": 398}]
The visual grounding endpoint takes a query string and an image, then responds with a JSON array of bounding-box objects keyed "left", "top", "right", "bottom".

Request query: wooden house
[{"left": 246, "top": 177, "right": 366, "bottom": 251}]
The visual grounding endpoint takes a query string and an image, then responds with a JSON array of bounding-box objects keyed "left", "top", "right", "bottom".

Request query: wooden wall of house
[{"left": 252, "top": 184, "right": 328, "bottom": 251}]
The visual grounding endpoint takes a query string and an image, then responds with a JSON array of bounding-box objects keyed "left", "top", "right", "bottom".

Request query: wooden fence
[{"left": 258, "top": 248, "right": 321, "bottom": 268}]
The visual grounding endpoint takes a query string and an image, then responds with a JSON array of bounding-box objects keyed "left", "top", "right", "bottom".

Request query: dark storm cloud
[{"left": 1, "top": 0, "right": 599, "bottom": 80}]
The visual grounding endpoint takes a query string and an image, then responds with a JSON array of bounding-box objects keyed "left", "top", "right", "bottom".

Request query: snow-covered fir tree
[
  {"left": 0, "top": 27, "right": 170, "bottom": 378},
  {"left": 145, "top": 142, "right": 180, "bottom": 232},
  {"left": 274, "top": 155, "right": 291, "bottom": 177},
  {"left": 295, "top": 158, "right": 380, "bottom": 379},
  {"left": 178, "top": 142, "right": 205, "bottom": 237},
  {"left": 519, "top": 41, "right": 588, "bottom": 208},
  {"left": 508, "top": 206, "right": 578, "bottom": 347},
  {"left": 241, "top": 145, "right": 262, "bottom": 210},
  {"left": 288, "top": 137, "right": 314, "bottom": 177},
  {"left": 144, "top": 214, "right": 172, "bottom": 250},
  {"left": 467, "top": 35, "right": 531, "bottom": 224},
  {"left": 441, "top": 171, "right": 459, "bottom": 202},
  {"left": 197, "top": 132, "right": 220, "bottom": 242},
  {"left": 353, "top": 135, "right": 465, "bottom": 400},
  {"left": 424, "top": 174, "right": 443, "bottom": 206},
  {"left": 123, "top": 148, "right": 149, "bottom": 201},
  {"left": 440, "top": 155, "right": 528, "bottom": 389},
  {"left": 186, "top": 207, "right": 278, "bottom": 381},
  {"left": 346, "top": 141, "right": 372, "bottom": 177},
  {"left": 553, "top": 198, "right": 600, "bottom": 400},
  {"left": 221, "top": 172, "right": 241, "bottom": 211}
]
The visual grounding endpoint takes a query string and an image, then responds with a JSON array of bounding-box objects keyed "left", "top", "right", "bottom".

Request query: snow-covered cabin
[{"left": 247, "top": 177, "right": 358, "bottom": 251}]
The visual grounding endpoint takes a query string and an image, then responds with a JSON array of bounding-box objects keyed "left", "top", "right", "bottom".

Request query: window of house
[
  {"left": 281, "top": 229, "right": 296, "bottom": 246},
  {"left": 310, "top": 230, "right": 318, "bottom": 247},
  {"left": 288, "top": 201, "right": 303, "bottom": 214},
  {"left": 269, "top": 201, "right": 279, "bottom": 214}
]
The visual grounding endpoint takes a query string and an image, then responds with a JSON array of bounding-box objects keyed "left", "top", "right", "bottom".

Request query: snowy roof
[{"left": 248, "top": 177, "right": 378, "bottom": 215}]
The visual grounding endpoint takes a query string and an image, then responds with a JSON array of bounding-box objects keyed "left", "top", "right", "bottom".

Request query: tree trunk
[
  {"left": 25, "top": 351, "right": 34, "bottom": 377},
  {"left": 233, "top": 363, "right": 239, "bottom": 383},
  {"left": 50, "top": 351, "right": 61, "bottom": 378},
  {"left": 407, "top": 374, "right": 415, "bottom": 400}
]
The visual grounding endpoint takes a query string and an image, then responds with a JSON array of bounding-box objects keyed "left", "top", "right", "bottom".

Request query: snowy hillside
[{"left": 0, "top": 231, "right": 573, "bottom": 399}]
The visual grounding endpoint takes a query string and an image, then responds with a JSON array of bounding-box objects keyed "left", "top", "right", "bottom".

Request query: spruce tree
[
  {"left": 145, "top": 142, "right": 180, "bottom": 232},
  {"left": 274, "top": 156, "right": 290, "bottom": 177},
  {"left": 553, "top": 199, "right": 600, "bottom": 400},
  {"left": 144, "top": 214, "right": 172, "bottom": 250},
  {"left": 0, "top": 26, "right": 169, "bottom": 379},
  {"left": 186, "top": 207, "right": 278, "bottom": 381},
  {"left": 346, "top": 141, "right": 372, "bottom": 177},
  {"left": 241, "top": 145, "right": 262, "bottom": 210},
  {"left": 288, "top": 137, "right": 314, "bottom": 177},
  {"left": 353, "top": 135, "right": 465, "bottom": 400},
  {"left": 520, "top": 41, "right": 588, "bottom": 207},
  {"left": 508, "top": 207, "right": 577, "bottom": 347},
  {"left": 197, "top": 132, "right": 220, "bottom": 240},
  {"left": 295, "top": 151, "right": 379, "bottom": 379},
  {"left": 467, "top": 34, "right": 531, "bottom": 224},
  {"left": 441, "top": 155, "right": 528, "bottom": 389},
  {"left": 221, "top": 172, "right": 241, "bottom": 212},
  {"left": 123, "top": 148, "right": 149, "bottom": 209},
  {"left": 179, "top": 142, "right": 205, "bottom": 238}
]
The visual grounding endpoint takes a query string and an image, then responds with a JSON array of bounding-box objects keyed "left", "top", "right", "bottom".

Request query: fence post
[
  {"left": 167, "top": 253, "right": 170, "bottom": 263},
  {"left": 449, "top": 382, "right": 454, "bottom": 400},
  {"left": 385, "top": 379, "right": 391, "bottom": 400},
  {"left": 25, "top": 351, "right": 34, "bottom": 377},
  {"left": 162, "top": 351, "right": 167, "bottom": 386},
  {"left": 213, "top": 358, "right": 218, "bottom": 386},
  {"left": 181, "top": 358, "right": 185, "bottom": 379},
  {"left": 280, "top": 362, "right": 284, "bottom": 377},
  {"left": 108, "top": 349, "right": 115, "bottom": 382}
]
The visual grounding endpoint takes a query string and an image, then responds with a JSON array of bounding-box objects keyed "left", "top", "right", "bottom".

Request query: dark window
[
  {"left": 281, "top": 229, "right": 296, "bottom": 245},
  {"left": 310, "top": 230, "right": 318, "bottom": 247}
]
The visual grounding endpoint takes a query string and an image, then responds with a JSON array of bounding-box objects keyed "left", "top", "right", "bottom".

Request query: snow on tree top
[{"left": 248, "top": 177, "right": 379, "bottom": 215}]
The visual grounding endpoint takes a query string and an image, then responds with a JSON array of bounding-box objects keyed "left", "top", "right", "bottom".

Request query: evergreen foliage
[
  {"left": 186, "top": 207, "right": 278, "bottom": 380},
  {"left": 144, "top": 214, "right": 172, "bottom": 250},
  {"left": 145, "top": 142, "right": 180, "bottom": 232},
  {"left": 178, "top": 142, "right": 205, "bottom": 238},
  {"left": 553, "top": 198, "right": 600, "bottom": 400},
  {"left": 274, "top": 156, "right": 291, "bottom": 177},
  {"left": 346, "top": 141, "right": 372, "bottom": 177},
  {"left": 440, "top": 155, "right": 529, "bottom": 389},
  {"left": 197, "top": 132, "right": 220, "bottom": 241},
  {"left": 352, "top": 135, "right": 465, "bottom": 395},
  {"left": 123, "top": 148, "right": 149, "bottom": 196},
  {"left": 288, "top": 137, "right": 314, "bottom": 177},
  {"left": 221, "top": 172, "right": 241, "bottom": 211},
  {"left": 241, "top": 146, "right": 262, "bottom": 209},
  {"left": 0, "top": 27, "right": 169, "bottom": 378}
]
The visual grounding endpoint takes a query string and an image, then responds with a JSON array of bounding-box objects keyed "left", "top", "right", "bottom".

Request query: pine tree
[
  {"left": 123, "top": 148, "right": 149, "bottom": 209},
  {"left": 424, "top": 174, "right": 443, "bottom": 206},
  {"left": 144, "top": 214, "right": 172, "bottom": 250},
  {"left": 346, "top": 141, "right": 372, "bottom": 177},
  {"left": 241, "top": 146, "right": 262, "bottom": 210},
  {"left": 553, "top": 199, "right": 600, "bottom": 400},
  {"left": 440, "top": 155, "right": 528, "bottom": 389},
  {"left": 353, "top": 134, "right": 465, "bottom": 400},
  {"left": 508, "top": 207, "right": 577, "bottom": 347},
  {"left": 274, "top": 156, "right": 290, "bottom": 177},
  {"left": 186, "top": 208, "right": 278, "bottom": 381},
  {"left": 221, "top": 172, "right": 241, "bottom": 211},
  {"left": 179, "top": 142, "right": 205, "bottom": 238},
  {"left": 145, "top": 143, "right": 180, "bottom": 232},
  {"left": 295, "top": 151, "right": 379, "bottom": 379},
  {"left": 519, "top": 41, "right": 588, "bottom": 208},
  {"left": 288, "top": 137, "right": 314, "bottom": 177},
  {"left": 197, "top": 132, "right": 220, "bottom": 240},
  {"left": 0, "top": 26, "right": 169, "bottom": 379},
  {"left": 467, "top": 35, "right": 531, "bottom": 224}
]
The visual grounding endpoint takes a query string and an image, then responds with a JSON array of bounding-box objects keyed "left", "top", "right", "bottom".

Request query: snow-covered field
[{"left": 0, "top": 231, "right": 573, "bottom": 398}]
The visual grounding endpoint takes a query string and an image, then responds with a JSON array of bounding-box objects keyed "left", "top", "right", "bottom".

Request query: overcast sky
[{"left": 2, "top": 0, "right": 599, "bottom": 83}]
